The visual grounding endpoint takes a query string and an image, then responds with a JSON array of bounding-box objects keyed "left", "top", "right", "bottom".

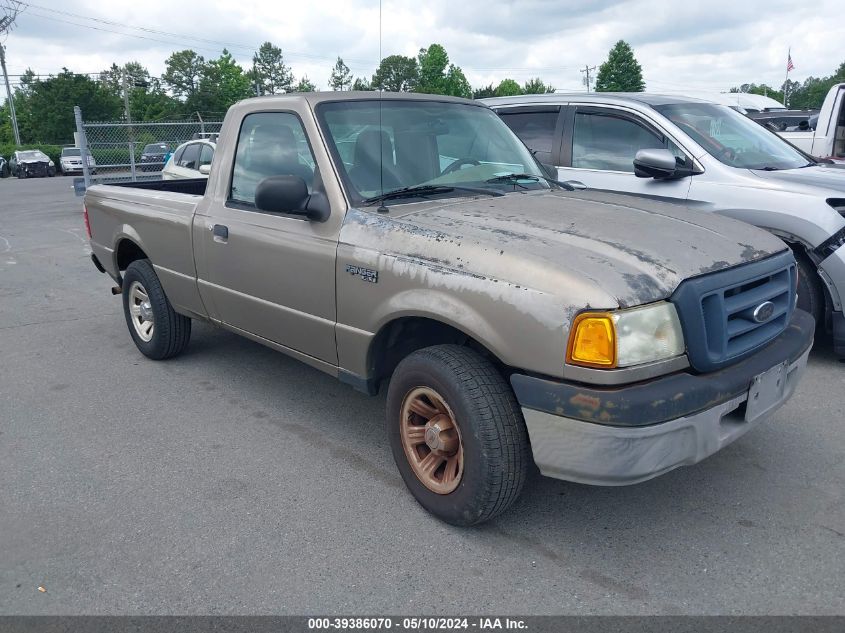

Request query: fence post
[
  {"left": 73, "top": 106, "right": 91, "bottom": 189},
  {"left": 129, "top": 141, "right": 137, "bottom": 182}
]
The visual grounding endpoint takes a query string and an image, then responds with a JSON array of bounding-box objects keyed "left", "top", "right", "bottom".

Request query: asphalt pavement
[{"left": 0, "top": 176, "right": 843, "bottom": 615}]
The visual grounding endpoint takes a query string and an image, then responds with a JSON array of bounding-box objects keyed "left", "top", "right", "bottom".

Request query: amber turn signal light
[{"left": 566, "top": 312, "right": 617, "bottom": 368}]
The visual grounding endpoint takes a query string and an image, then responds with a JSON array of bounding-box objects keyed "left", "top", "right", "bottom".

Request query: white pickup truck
[{"left": 778, "top": 83, "right": 845, "bottom": 163}]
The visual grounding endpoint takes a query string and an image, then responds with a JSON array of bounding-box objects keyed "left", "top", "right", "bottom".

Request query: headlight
[
  {"left": 49, "top": 160, "right": 54, "bottom": 166},
  {"left": 567, "top": 302, "right": 685, "bottom": 369}
]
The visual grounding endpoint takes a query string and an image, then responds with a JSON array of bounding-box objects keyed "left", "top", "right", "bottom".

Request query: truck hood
[
  {"left": 749, "top": 165, "right": 845, "bottom": 194},
  {"left": 363, "top": 189, "right": 788, "bottom": 308}
]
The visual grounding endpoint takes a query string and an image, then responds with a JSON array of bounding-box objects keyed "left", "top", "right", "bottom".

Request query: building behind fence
[{"left": 74, "top": 105, "right": 223, "bottom": 187}]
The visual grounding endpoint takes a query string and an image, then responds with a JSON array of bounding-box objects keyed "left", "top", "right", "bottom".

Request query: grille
[{"left": 672, "top": 251, "right": 797, "bottom": 372}]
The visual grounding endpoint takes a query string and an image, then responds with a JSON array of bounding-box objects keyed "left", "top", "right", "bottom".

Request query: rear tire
[
  {"left": 386, "top": 345, "right": 530, "bottom": 526},
  {"left": 121, "top": 259, "right": 191, "bottom": 360},
  {"left": 794, "top": 249, "right": 824, "bottom": 326}
]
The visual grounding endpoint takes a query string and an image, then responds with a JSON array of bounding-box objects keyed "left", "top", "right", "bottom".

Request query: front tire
[
  {"left": 794, "top": 250, "right": 824, "bottom": 325},
  {"left": 121, "top": 259, "right": 191, "bottom": 360},
  {"left": 386, "top": 345, "right": 530, "bottom": 526}
]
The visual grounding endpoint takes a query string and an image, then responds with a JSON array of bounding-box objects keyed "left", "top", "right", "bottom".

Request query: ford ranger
[{"left": 84, "top": 92, "right": 814, "bottom": 526}]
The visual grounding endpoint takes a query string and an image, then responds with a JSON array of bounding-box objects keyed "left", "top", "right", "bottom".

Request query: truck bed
[{"left": 109, "top": 178, "right": 208, "bottom": 196}]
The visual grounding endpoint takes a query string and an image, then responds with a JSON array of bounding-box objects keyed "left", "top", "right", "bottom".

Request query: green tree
[
  {"left": 251, "top": 41, "right": 294, "bottom": 95},
  {"left": 595, "top": 40, "right": 645, "bottom": 92},
  {"left": 443, "top": 65, "right": 472, "bottom": 98},
  {"left": 14, "top": 69, "right": 122, "bottom": 143},
  {"left": 351, "top": 77, "right": 372, "bottom": 91},
  {"left": 523, "top": 77, "right": 554, "bottom": 94},
  {"left": 495, "top": 78, "right": 523, "bottom": 97},
  {"left": 417, "top": 44, "right": 449, "bottom": 94},
  {"left": 328, "top": 57, "right": 352, "bottom": 91},
  {"left": 472, "top": 84, "right": 496, "bottom": 99},
  {"left": 372, "top": 55, "right": 418, "bottom": 92},
  {"left": 415, "top": 44, "right": 472, "bottom": 97},
  {"left": 162, "top": 50, "right": 205, "bottom": 100},
  {"left": 293, "top": 76, "right": 317, "bottom": 92},
  {"left": 191, "top": 49, "right": 252, "bottom": 115}
]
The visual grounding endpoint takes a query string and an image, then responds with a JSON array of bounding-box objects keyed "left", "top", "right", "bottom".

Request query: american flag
[{"left": 787, "top": 53, "right": 795, "bottom": 72}]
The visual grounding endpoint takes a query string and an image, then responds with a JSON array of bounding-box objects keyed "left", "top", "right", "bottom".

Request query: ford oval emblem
[{"left": 752, "top": 301, "right": 775, "bottom": 323}]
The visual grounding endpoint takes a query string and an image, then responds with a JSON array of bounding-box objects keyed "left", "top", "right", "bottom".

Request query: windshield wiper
[
  {"left": 362, "top": 184, "right": 503, "bottom": 206},
  {"left": 485, "top": 173, "right": 575, "bottom": 191}
]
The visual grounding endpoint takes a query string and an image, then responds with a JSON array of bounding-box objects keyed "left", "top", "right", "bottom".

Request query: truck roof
[{"left": 237, "top": 91, "right": 484, "bottom": 108}]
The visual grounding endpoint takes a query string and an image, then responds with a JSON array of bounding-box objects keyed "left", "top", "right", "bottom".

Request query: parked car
[
  {"left": 0, "top": 155, "right": 9, "bottom": 178},
  {"left": 83, "top": 92, "right": 813, "bottom": 525},
  {"left": 10, "top": 150, "right": 56, "bottom": 178},
  {"left": 777, "top": 83, "right": 845, "bottom": 163},
  {"left": 485, "top": 92, "right": 845, "bottom": 356},
  {"left": 59, "top": 147, "right": 97, "bottom": 175},
  {"left": 162, "top": 139, "right": 215, "bottom": 180},
  {"left": 138, "top": 143, "right": 171, "bottom": 172}
]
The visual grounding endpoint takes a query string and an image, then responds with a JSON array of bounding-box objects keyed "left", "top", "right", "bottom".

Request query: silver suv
[{"left": 484, "top": 93, "right": 845, "bottom": 356}]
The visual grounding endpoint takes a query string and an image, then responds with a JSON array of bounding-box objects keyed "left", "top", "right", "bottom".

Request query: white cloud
[{"left": 2, "top": 0, "right": 842, "bottom": 94}]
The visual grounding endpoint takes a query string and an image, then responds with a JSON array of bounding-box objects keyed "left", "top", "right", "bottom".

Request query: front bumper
[{"left": 512, "top": 309, "right": 814, "bottom": 486}]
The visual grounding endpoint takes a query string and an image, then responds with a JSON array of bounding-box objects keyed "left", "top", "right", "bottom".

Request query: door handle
[{"left": 212, "top": 224, "right": 228, "bottom": 243}]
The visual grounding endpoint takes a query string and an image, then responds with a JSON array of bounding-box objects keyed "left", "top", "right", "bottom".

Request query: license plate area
[{"left": 745, "top": 361, "right": 788, "bottom": 423}]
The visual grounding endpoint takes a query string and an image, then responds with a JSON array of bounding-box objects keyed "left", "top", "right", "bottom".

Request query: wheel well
[
  {"left": 115, "top": 239, "right": 148, "bottom": 271},
  {"left": 368, "top": 317, "right": 504, "bottom": 387}
]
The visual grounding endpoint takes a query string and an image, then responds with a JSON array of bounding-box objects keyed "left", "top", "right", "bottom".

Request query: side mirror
[
  {"left": 633, "top": 148, "right": 679, "bottom": 179},
  {"left": 199, "top": 164, "right": 211, "bottom": 175},
  {"left": 254, "top": 175, "right": 330, "bottom": 222},
  {"left": 540, "top": 162, "right": 558, "bottom": 180}
]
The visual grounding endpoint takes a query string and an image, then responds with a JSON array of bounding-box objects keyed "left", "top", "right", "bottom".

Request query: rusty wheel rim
[{"left": 400, "top": 386, "right": 464, "bottom": 495}]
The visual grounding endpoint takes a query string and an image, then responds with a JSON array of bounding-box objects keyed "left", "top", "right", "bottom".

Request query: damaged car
[{"left": 10, "top": 150, "right": 56, "bottom": 179}]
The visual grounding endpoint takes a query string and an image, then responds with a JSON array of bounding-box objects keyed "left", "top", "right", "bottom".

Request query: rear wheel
[
  {"left": 386, "top": 345, "right": 530, "bottom": 526},
  {"left": 121, "top": 259, "right": 191, "bottom": 360}
]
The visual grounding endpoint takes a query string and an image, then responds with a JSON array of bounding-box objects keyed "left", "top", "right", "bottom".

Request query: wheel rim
[
  {"left": 128, "top": 281, "right": 155, "bottom": 342},
  {"left": 400, "top": 386, "right": 464, "bottom": 495}
]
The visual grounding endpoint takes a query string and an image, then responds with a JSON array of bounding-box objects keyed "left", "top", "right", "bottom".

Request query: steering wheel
[
  {"left": 715, "top": 146, "right": 736, "bottom": 161},
  {"left": 441, "top": 157, "right": 481, "bottom": 175}
]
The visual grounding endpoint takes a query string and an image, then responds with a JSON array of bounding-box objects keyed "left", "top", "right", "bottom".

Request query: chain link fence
[{"left": 73, "top": 106, "right": 223, "bottom": 187}]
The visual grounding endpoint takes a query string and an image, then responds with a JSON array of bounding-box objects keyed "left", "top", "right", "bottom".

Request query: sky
[{"left": 1, "top": 0, "right": 843, "bottom": 97}]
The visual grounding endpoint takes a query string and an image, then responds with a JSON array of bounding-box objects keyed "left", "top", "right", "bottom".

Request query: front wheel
[
  {"left": 794, "top": 250, "right": 824, "bottom": 325},
  {"left": 121, "top": 259, "right": 191, "bottom": 360},
  {"left": 386, "top": 345, "right": 531, "bottom": 526}
]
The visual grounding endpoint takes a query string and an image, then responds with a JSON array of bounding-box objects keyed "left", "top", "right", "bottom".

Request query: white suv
[{"left": 162, "top": 139, "right": 215, "bottom": 180}]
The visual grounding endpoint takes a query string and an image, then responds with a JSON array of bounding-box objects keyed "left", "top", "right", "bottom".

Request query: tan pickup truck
[{"left": 84, "top": 92, "right": 814, "bottom": 525}]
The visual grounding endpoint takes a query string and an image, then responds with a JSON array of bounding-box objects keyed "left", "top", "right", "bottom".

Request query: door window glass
[
  {"left": 199, "top": 144, "right": 214, "bottom": 167},
  {"left": 572, "top": 112, "right": 665, "bottom": 172},
  {"left": 498, "top": 110, "right": 559, "bottom": 164},
  {"left": 230, "top": 112, "right": 316, "bottom": 206},
  {"left": 179, "top": 143, "right": 200, "bottom": 170}
]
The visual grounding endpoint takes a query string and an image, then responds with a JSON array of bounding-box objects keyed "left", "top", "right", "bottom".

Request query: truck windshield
[
  {"left": 61, "top": 148, "right": 81, "bottom": 157},
  {"left": 317, "top": 100, "right": 549, "bottom": 203},
  {"left": 654, "top": 103, "right": 811, "bottom": 170}
]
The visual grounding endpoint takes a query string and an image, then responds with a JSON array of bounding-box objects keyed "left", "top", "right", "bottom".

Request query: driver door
[{"left": 556, "top": 106, "right": 693, "bottom": 202}]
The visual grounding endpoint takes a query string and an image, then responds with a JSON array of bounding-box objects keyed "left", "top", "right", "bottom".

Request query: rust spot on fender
[{"left": 570, "top": 393, "right": 601, "bottom": 412}]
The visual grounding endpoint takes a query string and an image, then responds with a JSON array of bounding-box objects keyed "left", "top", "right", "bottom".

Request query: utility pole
[
  {"left": 121, "top": 69, "right": 132, "bottom": 124},
  {"left": 1, "top": 1, "right": 25, "bottom": 146},
  {"left": 0, "top": 42, "right": 20, "bottom": 145},
  {"left": 581, "top": 65, "right": 596, "bottom": 93}
]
